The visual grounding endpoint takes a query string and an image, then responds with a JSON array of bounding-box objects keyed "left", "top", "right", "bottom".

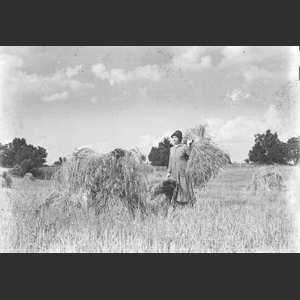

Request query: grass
[
  {"left": 2, "top": 165, "right": 298, "bottom": 253},
  {"left": 0, "top": 189, "right": 13, "bottom": 253}
]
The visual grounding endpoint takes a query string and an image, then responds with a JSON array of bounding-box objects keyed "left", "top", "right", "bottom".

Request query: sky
[{"left": 0, "top": 46, "right": 300, "bottom": 165}]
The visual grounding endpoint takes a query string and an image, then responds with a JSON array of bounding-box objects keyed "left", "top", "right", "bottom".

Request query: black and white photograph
[{"left": 0, "top": 46, "right": 299, "bottom": 253}]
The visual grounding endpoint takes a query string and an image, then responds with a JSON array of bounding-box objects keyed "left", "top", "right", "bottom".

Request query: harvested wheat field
[
  {"left": 0, "top": 167, "right": 14, "bottom": 252},
  {"left": 0, "top": 188, "right": 13, "bottom": 253},
  {"left": 2, "top": 164, "right": 299, "bottom": 253},
  {"left": 2, "top": 46, "right": 299, "bottom": 254}
]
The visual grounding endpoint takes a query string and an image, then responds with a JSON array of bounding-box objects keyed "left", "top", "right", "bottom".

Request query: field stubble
[{"left": 3, "top": 165, "right": 298, "bottom": 253}]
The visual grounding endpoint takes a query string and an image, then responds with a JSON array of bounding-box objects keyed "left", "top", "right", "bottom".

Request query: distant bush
[
  {"left": 8, "top": 160, "right": 35, "bottom": 177},
  {"left": 33, "top": 166, "right": 59, "bottom": 180},
  {"left": 26, "top": 166, "right": 60, "bottom": 180},
  {"left": 9, "top": 164, "right": 21, "bottom": 177},
  {"left": 20, "top": 159, "right": 35, "bottom": 177},
  {"left": 140, "top": 163, "right": 155, "bottom": 174},
  {"left": 31, "top": 168, "right": 44, "bottom": 178}
]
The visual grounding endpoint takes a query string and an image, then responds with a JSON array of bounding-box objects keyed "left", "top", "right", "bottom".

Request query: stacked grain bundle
[
  {"left": 183, "top": 124, "right": 230, "bottom": 189},
  {"left": 23, "top": 173, "right": 35, "bottom": 181},
  {"left": 0, "top": 170, "right": 13, "bottom": 188},
  {"left": 244, "top": 166, "right": 283, "bottom": 195},
  {"left": 0, "top": 170, "right": 13, "bottom": 189},
  {"left": 149, "top": 179, "right": 179, "bottom": 204},
  {"left": 52, "top": 147, "right": 151, "bottom": 216}
]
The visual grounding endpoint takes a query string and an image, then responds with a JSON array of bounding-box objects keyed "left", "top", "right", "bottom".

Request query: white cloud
[
  {"left": 204, "top": 117, "right": 227, "bottom": 137},
  {"left": 0, "top": 136, "right": 13, "bottom": 145},
  {"left": 65, "top": 65, "right": 82, "bottom": 78},
  {"left": 0, "top": 53, "right": 23, "bottom": 76},
  {"left": 221, "top": 46, "right": 244, "bottom": 59},
  {"left": 43, "top": 91, "right": 68, "bottom": 102},
  {"left": 218, "top": 46, "right": 259, "bottom": 69},
  {"left": 38, "top": 68, "right": 93, "bottom": 91},
  {"left": 110, "top": 68, "right": 128, "bottom": 84},
  {"left": 91, "top": 63, "right": 162, "bottom": 85},
  {"left": 137, "top": 134, "right": 157, "bottom": 155},
  {"left": 137, "top": 131, "right": 174, "bottom": 156},
  {"left": 47, "top": 147, "right": 69, "bottom": 165},
  {"left": 218, "top": 116, "right": 258, "bottom": 143},
  {"left": 134, "top": 64, "right": 161, "bottom": 81},
  {"left": 203, "top": 104, "right": 289, "bottom": 162},
  {"left": 243, "top": 65, "right": 273, "bottom": 82},
  {"left": 91, "top": 63, "right": 110, "bottom": 80},
  {"left": 0, "top": 52, "right": 92, "bottom": 102},
  {"left": 172, "top": 46, "right": 211, "bottom": 71},
  {"left": 0, "top": 53, "right": 23, "bottom": 105},
  {"left": 263, "top": 104, "right": 280, "bottom": 129},
  {"left": 218, "top": 46, "right": 296, "bottom": 74},
  {"left": 91, "top": 96, "right": 97, "bottom": 103},
  {"left": 199, "top": 55, "right": 212, "bottom": 68},
  {"left": 216, "top": 106, "right": 282, "bottom": 144}
]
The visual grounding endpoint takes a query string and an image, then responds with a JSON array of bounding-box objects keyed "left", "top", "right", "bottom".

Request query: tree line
[
  {"left": 0, "top": 138, "right": 47, "bottom": 176},
  {"left": 0, "top": 138, "right": 66, "bottom": 176},
  {"left": 1, "top": 129, "right": 299, "bottom": 177},
  {"left": 246, "top": 130, "right": 300, "bottom": 165},
  {"left": 148, "top": 130, "right": 300, "bottom": 166}
]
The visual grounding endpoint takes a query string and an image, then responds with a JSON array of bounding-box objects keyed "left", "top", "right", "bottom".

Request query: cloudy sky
[{"left": 1, "top": 46, "right": 299, "bottom": 164}]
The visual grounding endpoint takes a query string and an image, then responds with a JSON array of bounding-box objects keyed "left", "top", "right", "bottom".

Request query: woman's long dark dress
[{"left": 167, "top": 143, "right": 195, "bottom": 204}]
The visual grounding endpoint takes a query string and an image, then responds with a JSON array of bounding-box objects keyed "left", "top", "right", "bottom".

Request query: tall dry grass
[
  {"left": 6, "top": 165, "right": 296, "bottom": 253},
  {"left": 52, "top": 148, "right": 155, "bottom": 216}
]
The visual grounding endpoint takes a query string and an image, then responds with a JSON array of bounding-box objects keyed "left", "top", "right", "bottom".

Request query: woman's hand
[
  {"left": 167, "top": 172, "right": 171, "bottom": 179},
  {"left": 187, "top": 139, "right": 194, "bottom": 146}
]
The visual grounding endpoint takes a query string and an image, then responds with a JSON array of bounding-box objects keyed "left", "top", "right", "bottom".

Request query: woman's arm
[{"left": 182, "top": 139, "right": 194, "bottom": 157}]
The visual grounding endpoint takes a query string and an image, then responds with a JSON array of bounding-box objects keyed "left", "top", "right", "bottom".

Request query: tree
[
  {"left": 148, "top": 147, "right": 162, "bottom": 166},
  {"left": 148, "top": 137, "right": 173, "bottom": 166},
  {"left": 1, "top": 138, "right": 27, "bottom": 167},
  {"left": 15, "top": 144, "right": 47, "bottom": 167},
  {"left": 248, "top": 130, "right": 287, "bottom": 165},
  {"left": 0, "top": 142, "right": 6, "bottom": 151},
  {"left": 0, "top": 143, "right": 8, "bottom": 166},
  {"left": 0, "top": 138, "right": 48, "bottom": 168},
  {"left": 53, "top": 157, "right": 67, "bottom": 166},
  {"left": 286, "top": 136, "right": 300, "bottom": 165}
]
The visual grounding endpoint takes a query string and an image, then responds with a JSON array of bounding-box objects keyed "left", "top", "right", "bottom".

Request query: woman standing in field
[{"left": 167, "top": 130, "right": 196, "bottom": 207}]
